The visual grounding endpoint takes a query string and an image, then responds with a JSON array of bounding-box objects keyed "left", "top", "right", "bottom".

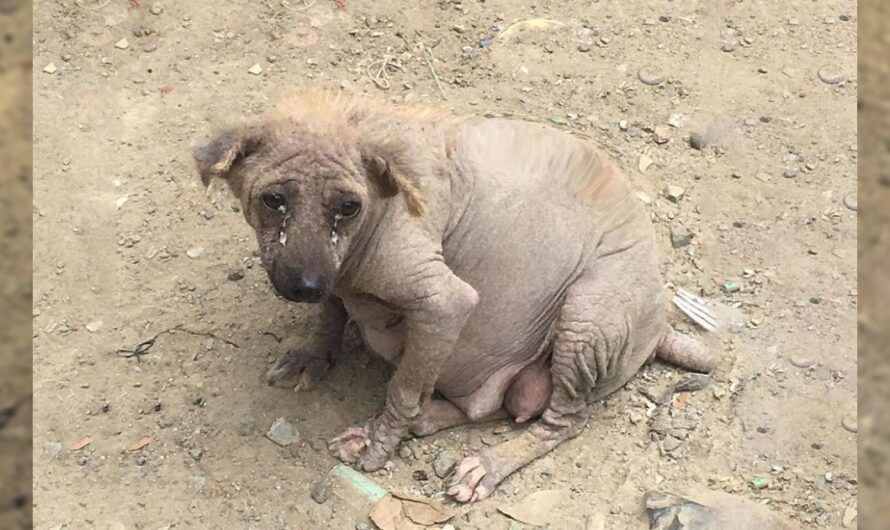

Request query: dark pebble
[
  {"left": 659, "top": 15, "right": 670, "bottom": 22},
  {"left": 412, "top": 469, "right": 429, "bottom": 481},
  {"left": 733, "top": 220, "right": 745, "bottom": 228},
  {"left": 759, "top": 116, "right": 771, "bottom": 123},
  {"left": 670, "top": 230, "right": 693, "bottom": 249},
  {"left": 811, "top": 442, "right": 823, "bottom": 450},
  {"left": 839, "top": 14, "right": 850, "bottom": 21},
  {"left": 227, "top": 268, "right": 245, "bottom": 281},
  {"left": 310, "top": 477, "right": 332, "bottom": 504},
  {"left": 810, "top": 296, "right": 822, "bottom": 304},
  {"left": 757, "top": 426, "right": 769, "bottom": 434},
  {"left": 689, "top": 132, "right": 707, "bottom": 150}
]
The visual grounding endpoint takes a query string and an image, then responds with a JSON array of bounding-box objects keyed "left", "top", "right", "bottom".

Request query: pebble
[
  {"left": 636, "top": 191, "right": 653, "bottom": 205},
  {"left": 667, "top": 114, "right": 684, "bottom": 128},
  {"left": 227, "top": 268, "right": 245, "bottom": 281},
  {"left": 45, "top": 442, "right": 62, "bottom": 459},
  {"left": 238, "top": 417, "right": 255, "bottom": 436},
  {"left": 398, "top": 446, "right": 413, "bottom": 460},
  {"left": 433, "top": 450, "right": 458, "bottom": 478},
  {"left": 689, "top": 132, "right": 707, "bottom": 150},
  {"left": 721, "top": 280, "right": 740, "bottom": 293},
  {"left": 662, "top": 436, "right": 683, "bottom": 453},
  {"left": 149, "top": 2, "right": 163, "bottom": 15},
  {"left": 114, "top": 38, "right": 130, "bottom": 50},
  {"left": 85, "top": 320, "right": 103, "bottom": 333},
  {"left": 442, "top": 525, "right": 456, "bottom": 530},
  {"left": 247, "top": 63, "right": 263, "bottom": 75},
  {"left": 637, "top": 65, "right": 664, "bottom": 86},
  {"left": 266, "top": 417, "right": 299, "bottom": 446},
  {"left": 578, "top": 42, "right": 592, "bottom": 53},
  {"left": 841, "top": 415, "right": 858, "bottom": 433},
  {"left": 664, "top": 185, "right": 685, "bottom": 203},
  {"left": 186, "top": 247, "right": 204, "bottom": 259},
  {"left": 783, "top": 167, "right": 799, "bottom": 178},
  {"left": 789, "top": 353, "right": 816, "bottom": 368},
  {"left": 355, "top": 523, "right": 372, "bottom": 530},
  {"left": 310, "top": 477, "right": 332, "bottom": 504},
  {"left": 143, "top": 43, "right": 158, "bottom": 53},
  {"left": 670, "top": 229, "right": 693, "bottom": 249},
  {"left": 61, "top": 53, "right": 72, "bottom": 62},
  {"left": 190, "top": 475, "right": 207, "bottom": 493},
  {"left": 817, "top": 64, "right": 845, "bottom": 85},
  {"left": 638, "top": 154, "right": 654, "bottom": 172},
  {"left": 843, "top": 506, "right": 857, "bottom": 527},
  {"left": 658, "top": 15, "right": 670, "bottom": 22},
  {"left": 653, "top": 125, "right": 672, "bottom": 144},
  {"left": 43, "top": 62, "right": 57, "bottom": 74},
  {"left": 824, "top": 472, "right": 834, "bottom": 482},
  {"left": 843, "top": 192, "right": 857, "bottom": 211},
  {"left": 674, "top": 373, "right": 711, "bottom": 392},
  {"left": 721, "top": 41, "right": 736, "bottom": 52}
]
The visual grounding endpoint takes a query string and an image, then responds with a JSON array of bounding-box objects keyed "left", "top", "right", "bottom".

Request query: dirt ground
[{"left": 32, "top": 0, "right": 858, "bottom": 528}]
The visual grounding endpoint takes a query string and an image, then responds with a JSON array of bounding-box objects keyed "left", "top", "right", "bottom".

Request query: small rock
[
  {"left": 578, "top": 42, "right": 592, "bottom": 53},
  {"left": 818, "top": 64, "right": 845, "bottom": 85},
  {"left": 85, "top": 320, "right": 103, "bottom": 333},
  {"left": 638, "top": 153, "right": 654, "bottom": 172},
  {"left": 824, "top": 471, "right": 834, "bottom": 482},
  {"left": 442, "top": 525, "right": 456, "bottom": 530},
  {"left": 310, "top": 477, "right": 332, "bottom": 504},
  {"left": 227, "top": 268, "right": 245, "bottom": 281},
  {"left": 42, "top": 62, "right": 58, "bottom": 74},
  {"left": 618, "top": 119, "right": 628, "bottom": 130},
  {"left": 712, "top": 386, "right": 727, "bottom": 399},
  {"left": 238, "top": 417, "right": 255, "bottom": 436},
  {"left": 750, "top": 477, "right": 768, "bottom": 490},
  {"left": 412, "top": 469, "right": 429, "bottom": 481},
  {"left": 114, "top": 38, "right": 130, "bottom": 50},
  {"left": 399, "top": 446, "right": 412, "bottom": 460},
  {"left": 149, "top": 2, "right": 163, "bottom": 15},
  {"left": 789, "top": 353, "right": 816, "bottom": 368},
  {"left": 267, "top": 54, "right": 278, "bottom": 63},
  {"left": 61, "top": 53, "right": 72, "bottom": 62},
  {"left": 674, "top": 373, "right": 711, "bottom": 392},
  {"left": 247, "top": 63, "right": 263, "bottom": 75},
  {"left": 670, "top": 229, "right": 693, "bottom": 249},
  {"left": 115, "top": 196, "right": 129, "bottom": 209},
  {"left": 721, "top": 41, "right": 736, "bottom": 52},
  {"left": 266, "top": 417, "right": 299, "bottom": 446},
  {"left": 186, "top": 247, "right": 204, "bottom": 259},
  {"left": 637, "top": 65, "right": 664, "bottom": 86},
  {"left": 689, "top": 132, "right": 707, "bottom": 150},
  {"left": 721, "top": 280, "right": 740, "bottom": 293},
  {"left": 355, "top": 524, "right": 372, "bottom": 530},
  {"left": 662, "top": 436, "right": 683, "bottom": 453},
  {"left": 667, "top": 113, "right": 684, "bottom": 127},
  {"left": 842, "top": 415, "right": 858, "bottom": 433},
  {"left": 190, "top": 475, "right": 207, "bottom": 493},
  {"left": 658, "top": 15, "right": 670, "bottom": 22},
  {"left": 433, "top": 450, "right": 458, "bottom": 479},
  {"left": 843, "top": 192, "right": 857, "bottom": 211},
  {"left": 653, "top": 125, "right": 672, "bottom": 144},
  {"left": 783, "top": 167, "right": 799, "bottom": 178},
  {"left": 664, "top": 185, "right": 685, "bottom": 203},
  {"left": 45, "top": 442, "right": 63, "bottom": 459},
  {"left": 143, "top": 43, "right": 158, "bottom": 53}
]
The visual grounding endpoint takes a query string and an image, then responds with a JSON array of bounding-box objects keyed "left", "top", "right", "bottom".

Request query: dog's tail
[{"left": 655, "top": 326, "right": 716, "bottom": 373}]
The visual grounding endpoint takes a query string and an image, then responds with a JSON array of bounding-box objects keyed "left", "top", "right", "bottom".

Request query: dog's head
[{"left": 194, "top": 111, "right": 426, "bottom": 303}]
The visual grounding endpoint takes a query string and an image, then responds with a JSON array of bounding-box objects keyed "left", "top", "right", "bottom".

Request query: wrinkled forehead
[{"left": 250, "top": 123, "right": 361, "bottom": 189}]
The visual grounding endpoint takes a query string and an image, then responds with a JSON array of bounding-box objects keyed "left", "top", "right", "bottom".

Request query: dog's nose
[{"left": 289, "top": 270, "right": 325, "bottom": 303}]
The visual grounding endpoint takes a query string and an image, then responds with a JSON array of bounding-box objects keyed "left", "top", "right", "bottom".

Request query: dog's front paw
[{"left": 265, "top": 349, "right": 330, "bottom": 391}]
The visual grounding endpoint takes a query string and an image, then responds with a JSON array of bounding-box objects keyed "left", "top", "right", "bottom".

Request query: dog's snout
[{"left": 286, "top": 268, "right": 325, "bottom": 303}]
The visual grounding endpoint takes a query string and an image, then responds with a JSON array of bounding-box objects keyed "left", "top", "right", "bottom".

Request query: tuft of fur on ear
[
  {"left": 193, "top": 126, "right": 266, "bottom": 196},
  {"left": 364, "top": 155, "right": 427, "bottom": 217}
]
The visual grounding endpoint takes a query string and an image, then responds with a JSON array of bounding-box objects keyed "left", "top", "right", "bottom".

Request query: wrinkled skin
[{"left": 194, "top": 90, "right": 714, "bottom": 502}]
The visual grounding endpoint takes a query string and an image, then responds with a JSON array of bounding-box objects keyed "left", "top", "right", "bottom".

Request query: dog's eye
[
  {"left": 262, "top": 193, "right": 286, "bottom": 212},
  {"left": 339, "top": 200, "right": 361, "bottom": 218}
]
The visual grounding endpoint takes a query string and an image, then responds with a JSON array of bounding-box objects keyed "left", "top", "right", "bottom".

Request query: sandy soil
[{"left": 33, "top": 0, "right": 857, "bottom": 528}]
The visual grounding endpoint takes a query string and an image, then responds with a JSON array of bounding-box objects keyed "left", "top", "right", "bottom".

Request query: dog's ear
[
  {"left": 362, "top": 153, "right": 427, "bottom": 217},
  {"left": 193, "top": 126, "right": 267, "bottom": 197}
]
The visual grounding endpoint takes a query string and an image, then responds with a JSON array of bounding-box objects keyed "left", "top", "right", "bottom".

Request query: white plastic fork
[{"left": 672, "top": 288, "right": 725, "bottom": 333}]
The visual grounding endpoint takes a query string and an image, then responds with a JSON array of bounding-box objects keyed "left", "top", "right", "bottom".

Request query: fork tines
[{"left": 672, "top": 288, "right": 720, "bottom": 333}]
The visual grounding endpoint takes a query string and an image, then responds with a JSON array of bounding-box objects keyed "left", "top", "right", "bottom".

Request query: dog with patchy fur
[{"left": 193, "top": 89, "right": 713, "bottom": 502}]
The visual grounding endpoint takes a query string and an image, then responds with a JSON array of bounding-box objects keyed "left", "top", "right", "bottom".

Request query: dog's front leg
[{"left": 330, "top": 259, "right": 478, "bottom": 471}]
